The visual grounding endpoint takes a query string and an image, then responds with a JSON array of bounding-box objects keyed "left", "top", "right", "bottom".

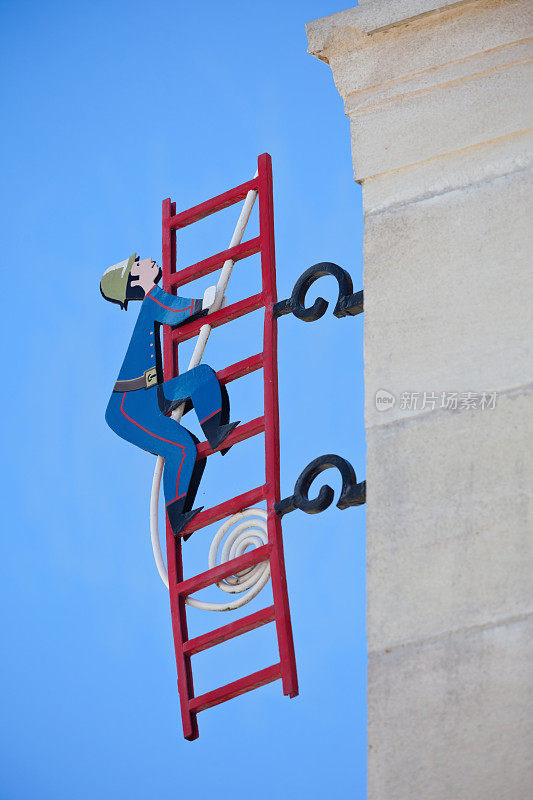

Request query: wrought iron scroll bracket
[
  {"left": 273, "top": 262, "right": 363, "bottom": 322},
  {"left": 275, "top": 454, "right": 366, "bottom": 518}
]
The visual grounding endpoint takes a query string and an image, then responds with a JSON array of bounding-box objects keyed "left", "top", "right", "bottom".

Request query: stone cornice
[
  {"left": 306, "top": 0, "right": 480, "bottom": 63},
  {"left": 306, "top": 0, "right": 532, "bottom": 180}
]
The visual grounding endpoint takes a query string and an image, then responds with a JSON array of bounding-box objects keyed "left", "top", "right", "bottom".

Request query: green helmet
[{"left": 100, "top": 253, "right": 136, "bottom": 309}]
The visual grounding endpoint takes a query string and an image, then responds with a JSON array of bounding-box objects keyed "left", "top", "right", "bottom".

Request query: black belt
[{"left": 113, "top": 367, "right": 158, "bottom": 393}]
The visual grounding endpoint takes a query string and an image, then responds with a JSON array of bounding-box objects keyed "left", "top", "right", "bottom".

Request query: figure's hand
[{"left": 203, "top": 285, "right": 227, "bottom": 312}]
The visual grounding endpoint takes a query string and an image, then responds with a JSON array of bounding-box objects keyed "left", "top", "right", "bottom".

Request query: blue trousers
[{"left": 106, "top": 364, "right": 223, "bottom": 509}]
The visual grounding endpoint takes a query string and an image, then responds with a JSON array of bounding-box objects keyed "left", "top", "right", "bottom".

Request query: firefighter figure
[{"left": 101, "top": 254, "right": 239, "bottom": 538}]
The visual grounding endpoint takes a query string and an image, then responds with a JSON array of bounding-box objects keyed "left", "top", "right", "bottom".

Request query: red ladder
[{"left": 161, "top": 153, "right": 298, "bottom": 740}]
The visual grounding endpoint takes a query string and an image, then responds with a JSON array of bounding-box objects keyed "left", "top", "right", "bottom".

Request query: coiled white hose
[
  {"left": 186, "top": 508, "right": 269, "bottom": 611},
  {"left": 150, "top": 170, "right": 265, "bottom": 610}
]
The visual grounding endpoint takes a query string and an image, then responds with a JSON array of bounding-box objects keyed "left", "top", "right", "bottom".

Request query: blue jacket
[
  {"left": 105, "top": 283, "right": 218, "bottom": 508},
  {"left": 115, "top": 283, "right": 201, "bottom": 384}
]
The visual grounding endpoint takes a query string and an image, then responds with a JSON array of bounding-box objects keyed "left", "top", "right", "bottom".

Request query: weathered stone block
[
  {"left": 367, "top": 388, "right": 533, "bottom": 652},
  {"left": 364, "top": 168, "right": 533, "bottom": 429},
  {"left": 349, "top": 59, "right": 533, "bottom": 179},
  {"left": 368, "top": 615, "right": 533, "bottom": 800}
]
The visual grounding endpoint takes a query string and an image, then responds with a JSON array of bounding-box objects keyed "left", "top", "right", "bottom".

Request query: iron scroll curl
[
  {"left": 275, "top": 454, "right": 366, "bottom": 518},
  {"left": 273, "top": 262, "right": 363, "bottom": 322}
]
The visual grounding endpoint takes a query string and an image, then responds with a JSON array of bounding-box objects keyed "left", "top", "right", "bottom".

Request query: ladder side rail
[
  {"left": 257, "top": 154, "right": 299, "bottom": 699},
  {"left": 162, "top": 197, "right": 199, "bottom": 741}
]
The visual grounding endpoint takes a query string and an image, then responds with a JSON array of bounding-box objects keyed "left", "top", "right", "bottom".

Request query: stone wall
[{"left": 306, "top": 2, "right": 533, "bottom": 798}]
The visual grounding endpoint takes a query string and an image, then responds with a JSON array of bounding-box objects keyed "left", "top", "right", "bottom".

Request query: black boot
[
  {"left": 166, "top": 495, "right": 203, "bottom": 539},
  {"left": 201, "top": 411, "right": 240, "bottom": 454}
]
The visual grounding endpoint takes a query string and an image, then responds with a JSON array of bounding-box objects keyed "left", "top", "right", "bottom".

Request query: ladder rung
[
  {"left": 196, "top": 416, "right": 265, "bottom": 459},
  {"left": 183, "top": 606, "right": 276, "bottom": 655},
  {"left": 176, "top": 544, "right": 272, "bottom": 596},
  {"left": 169, "top": 237, "right": 261, "bottom": 288},
  {"left": 172, "top": 293, "right": 264, "bottom": 343},
  {"left": 166, "top": 178, "right": 258, "bottom": 230},
  {"left": 189, "top": 663, "right": 282, "bottom": 713},
  {"left": 180, "top": 485, "right": 267, "bottom": 536},
  {"left": 216, "top": 353, "right": 263, "bottom": 385}
]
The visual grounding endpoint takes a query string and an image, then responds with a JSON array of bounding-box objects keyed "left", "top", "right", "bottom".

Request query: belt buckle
[{"left": 144, "top": 367, "right": 158, "bottom": 389}]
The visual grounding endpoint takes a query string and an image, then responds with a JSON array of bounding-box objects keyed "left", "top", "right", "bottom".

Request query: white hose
[
  {"left": 150, "top": 170, "right": 261, "bottom": 600},
  {"left": 150, "top": 450, "right": 167, "bottom": 587},
  {"left": 186, "top": 509, "right": 269, "bottom": 611}
]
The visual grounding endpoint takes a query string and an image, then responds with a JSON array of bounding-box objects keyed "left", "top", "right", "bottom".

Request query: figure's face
[
  {"left": 130, "top": 257, "right": 161, "bottom": 293},
  {"left": 133, "top": 257, "right": 158, "bottom": 282}
]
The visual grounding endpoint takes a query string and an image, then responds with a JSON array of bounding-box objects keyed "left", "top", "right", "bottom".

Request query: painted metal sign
[{"left": 101, "top": 153, "right": 364, "bottom": 740}]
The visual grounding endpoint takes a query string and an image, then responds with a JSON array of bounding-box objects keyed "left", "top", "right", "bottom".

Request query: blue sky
[{"left": 0, "top": 2, "right": 366, "bottom": 798}]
